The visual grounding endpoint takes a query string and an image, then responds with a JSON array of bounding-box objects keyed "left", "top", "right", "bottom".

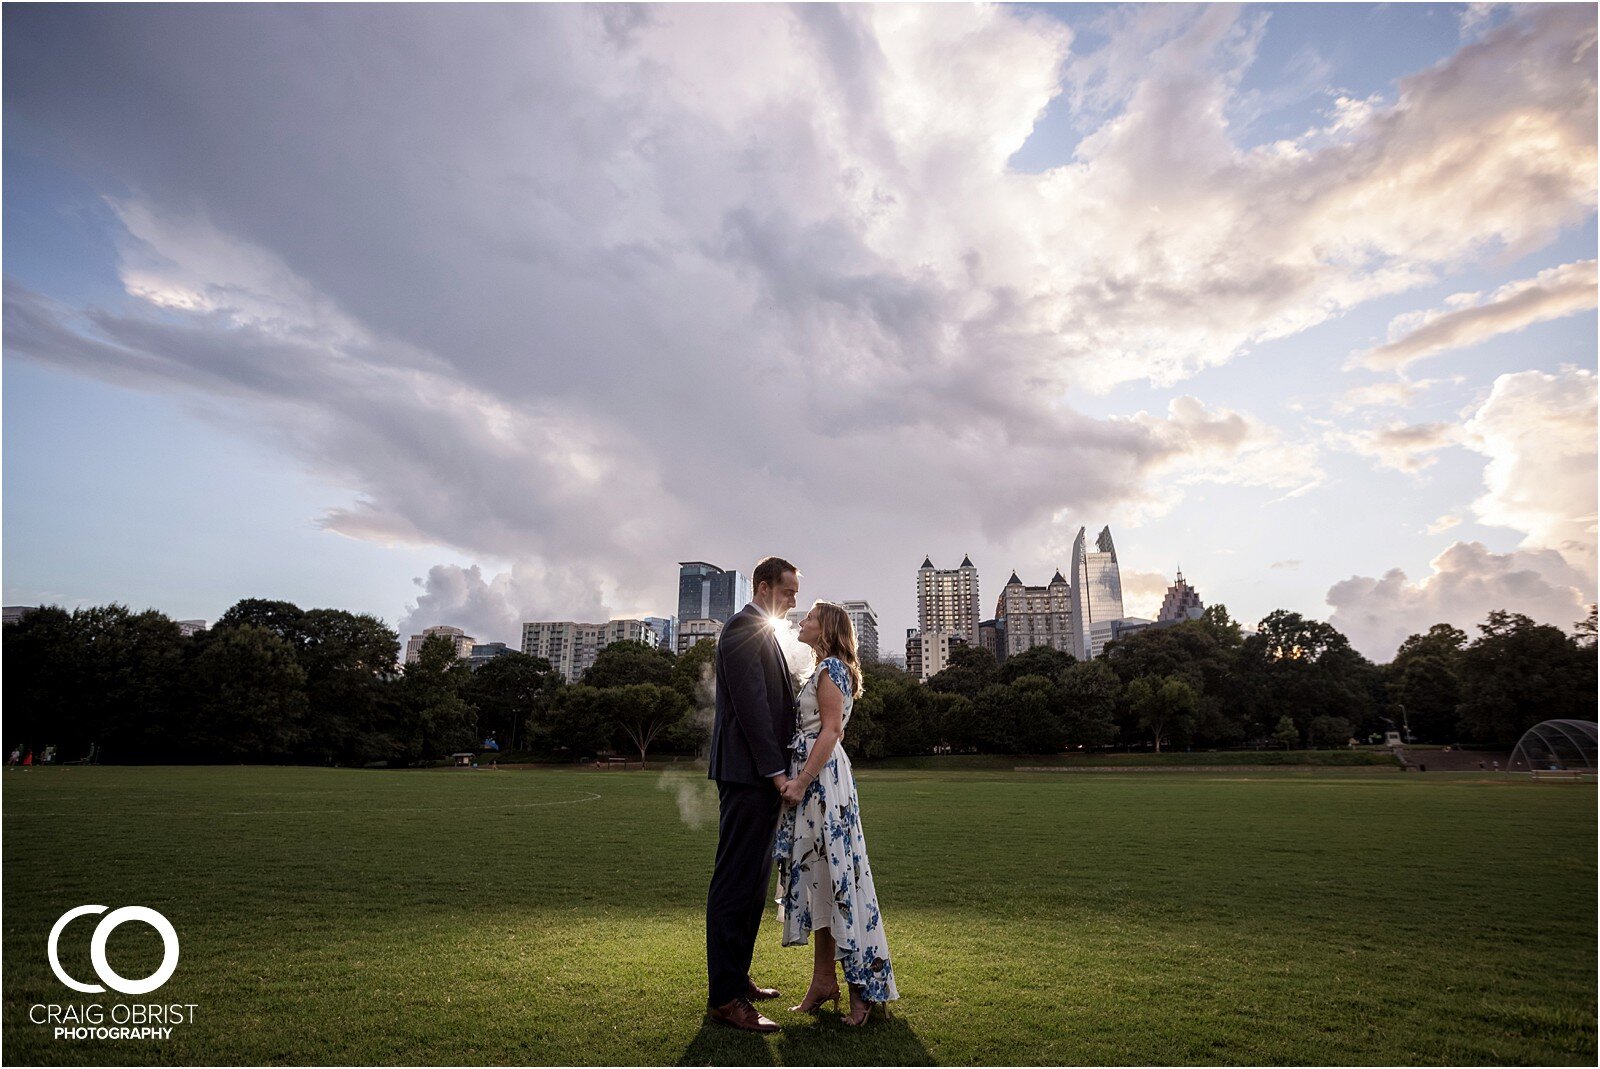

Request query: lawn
[{"left": 2, "top": 763, "right": 1593, "bottom": 1065}]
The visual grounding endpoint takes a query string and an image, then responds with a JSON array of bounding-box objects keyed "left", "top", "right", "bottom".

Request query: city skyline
[{"left": 4, "top": 4, "right": 1595, "bottom": 663}]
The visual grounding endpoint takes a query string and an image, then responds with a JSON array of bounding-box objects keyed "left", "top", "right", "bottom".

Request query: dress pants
[{"left": 705, "top": 778, "right": 782, "bottom": 1008}]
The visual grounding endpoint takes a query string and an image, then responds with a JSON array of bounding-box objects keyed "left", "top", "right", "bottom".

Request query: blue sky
[{"left": 4, "top": 3, "right": 1595, "bottom": 660}]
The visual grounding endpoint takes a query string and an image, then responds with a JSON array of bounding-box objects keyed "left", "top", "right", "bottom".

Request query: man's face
[{"left": 758, "top": 570, "right": 800, "bottom": 616}]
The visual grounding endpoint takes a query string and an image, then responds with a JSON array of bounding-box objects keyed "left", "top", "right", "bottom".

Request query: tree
[
  {"left": 1308, "top": 714, "right": 1353, "bottom": 749},
  {"left": 530, "top": 685, "right": 615, "bottom": 759},
  {"left": 1058, "top": 659, "right": 1121, "bottom": 749},
  {"left": 69, "top": 604, "right": 189, "bottom": 762},
  {"left": 670, "top": 639, "right": 718, "bottom": 706},
  {"left": 858, "top": 661, "right": 933, "bottom": 756},
  {"left": 214, "top": 598, "right": 309, "bottom": 652},
  {"left": 1273, "top": 714, "right": 1299, "bottom": 749},
  {"left": 1241, "top": 611, "right": 1377, "bottom": 741},
  {"left": 610, "top": 683, "right": 692, "bottom": 768},
  {"left": 927, "top": 645, "right": 998, "bottom": 700},
  {"left": 464, "top": 651, "right": 563, "bottom": 753},
  {"left": 187, "top": 624, "right": 310, "bottom": 760},
  {"left": 997, "top": 644, "right": 1074, "bottom": 685},
  {"left": 582, "top": 640, "right": 674, "bottom": 688},
  {"left": 296, "top": 609, "right": 402, "bottom": 763},
  {"left": 1457, "top": 611, "right": 1597, "bottom": 746},
  {"left": 1126, "top": 675, "right": 1197, "bottom": 752},
  {"left": 391, "top": 633, "right": 477, "bottom": 764},
  {"left": 2, "top": 606, "right": 83, "bottom": 757}
]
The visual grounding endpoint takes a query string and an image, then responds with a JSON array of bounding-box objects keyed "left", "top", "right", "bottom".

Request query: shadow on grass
[{"left": 678, "top": 1009, "right": 934, "bottom": 1066}]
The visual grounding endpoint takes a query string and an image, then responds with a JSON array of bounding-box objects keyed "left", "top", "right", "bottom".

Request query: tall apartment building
[
  {"left": 675, "top": 617, "right": 724, "bottom": 656},
  {"left": 917, "top": 630, "right": 967, "bottom": 683},
  {"left": 841, "top": 600, "right": 879, "bottom": 662},
  {"left": 916, "top": 555, "right": 980, "bottom": 644},
  {"left": 642, "top": 616, "right": 675, "bottom": 651},
  {"left": 785, "top": 601, "right": 878, "bottom": 662},
  {"left": 1070, "top": 527, "right": 1125, "bottom": 661},
  {"left": 521, "top": 619, "right": 659, "bottom": 682},
  {"left": 678, "top": 562, "right": 751, "bottom": 625},
  {"left": 997, "top": 570, "right": 1074, "bottom": 660},
  {"left": 405, "top": 625, "right": 477, "bottom": 664},
  {"left": 905, "top": 628, "right": 922, "bottom": 680},
  {"left": 1157, "top": 570, "right": 1205, "bottom": 623}
]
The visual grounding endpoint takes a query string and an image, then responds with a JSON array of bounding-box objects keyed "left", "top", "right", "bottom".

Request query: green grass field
[{"left": 3, "top": 764, "right": 1593, "bottom": 1065}]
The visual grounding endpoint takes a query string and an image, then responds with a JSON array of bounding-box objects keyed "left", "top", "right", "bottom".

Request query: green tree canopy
[{"left": 582, "top": 640, "right": 674, "bottom": 688}]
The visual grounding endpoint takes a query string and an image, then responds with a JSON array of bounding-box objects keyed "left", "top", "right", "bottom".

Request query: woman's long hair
[{"left": 810, "top": 600, "right": 865, "bottom": 699}]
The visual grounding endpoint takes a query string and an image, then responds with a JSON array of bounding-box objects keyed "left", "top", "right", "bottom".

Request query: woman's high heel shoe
[
  {"left": 789, "top": 983, "right": 841, "bottom": 1014},
  {"left": 843, "top": 984, "right": 888, "bottom": 1026}
]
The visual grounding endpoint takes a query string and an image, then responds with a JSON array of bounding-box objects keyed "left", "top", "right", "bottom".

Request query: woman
[{"left": 773, "top": 600, "right": 899, "bottom": 1025}]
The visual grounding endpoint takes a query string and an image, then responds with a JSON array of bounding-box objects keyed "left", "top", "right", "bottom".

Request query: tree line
[{"left": 3, "top": 598, "right": 1593, "bottom": 765}]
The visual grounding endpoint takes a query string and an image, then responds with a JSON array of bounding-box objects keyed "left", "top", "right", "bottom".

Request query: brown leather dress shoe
[
  {"left": 708, "top": 996, "right": 780, "bottom": 1033},
  {"left": 745, "top": 977, "right": 781, "bottom": 1001}
]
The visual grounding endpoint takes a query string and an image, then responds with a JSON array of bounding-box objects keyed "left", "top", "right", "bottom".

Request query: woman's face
[{"left": 797, "top": 606, "right": 822, "bottom": 647}]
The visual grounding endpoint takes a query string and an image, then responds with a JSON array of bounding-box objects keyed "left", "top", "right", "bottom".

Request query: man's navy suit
[{"left": 704, "top": 602, "right": 797, "bottom": 1008}]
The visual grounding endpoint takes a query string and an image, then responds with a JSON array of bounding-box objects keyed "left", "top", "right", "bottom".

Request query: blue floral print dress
[{"left": 773, "top": 656, "right": 899, "bottom": 1004}]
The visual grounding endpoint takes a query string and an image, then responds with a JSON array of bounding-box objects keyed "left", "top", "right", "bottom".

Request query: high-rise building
[
  {"left": 918, "top": 630, "right": 967, "bottom": 683},
  {"left": 468, "top": 642, "right": 515, "bottom": 670},
  {"left": 841, "top": 601, "right": 879, "bottom": 663},
  {"left": 916, "top": 555, "right": 980, "bottom": 644},
  {"left": 406, "top": 625, "right": 477, "bottom": 664},
  {"left": 642, "top": 616, "right": 675, "bottom": 651},
  {"left": 176, "top": 619, "right": 208, "bottom": 637},
  {"left": 978, "top": 619, "right": 1001, "bottom": 661},
  {"left": 1070, "top": 526, "right": 1125, "bottom": 660},
  {"left": 1, "top": 606, "right": 38, "bottom": 626},
  {"left": 1157, "top": 570, "right": 1206, "bottom": 623},
  {"left": 997, "top": 570, "right": 1074, "bottom": 660},
  {"left": 522, "top": 619, "right": 658, "bottom": 681},
  {"left": 905, "top": 628, "right": 923, "bottom": 680},
  {"left": 678, "top": 562, "right": 752, "bottom": 624},
  {"left": 675, "top": 617, "right": 724, "bottom": 656}
]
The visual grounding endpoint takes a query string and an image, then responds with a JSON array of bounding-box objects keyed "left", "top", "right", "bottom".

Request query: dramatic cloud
[
  {"left": 1461, "top": 365, "right": 1598, "bottom": 578},
  {"left": 1326, "top": 366, "right": 1597, "bottom": 657},
  {"left": 3, "top": 3, "right": 1595, "bottom": 641},
  {"left": 1327, "top": 541, "right": 1593, "bottom": 660},
  {"left": 1355, "top": 259, "right": 1598, "bottom": 372},
  {"left": 1119, "top": 569, "right": 1174, "bottom": 620}
]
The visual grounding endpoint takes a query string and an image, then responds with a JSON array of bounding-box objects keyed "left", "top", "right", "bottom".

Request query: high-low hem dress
[{"left": 773, "top": 656, "right": 899, "bottom": 1003}]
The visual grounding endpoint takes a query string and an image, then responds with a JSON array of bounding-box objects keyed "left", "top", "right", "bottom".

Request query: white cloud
[
  {"left": 1355, "top": 259, "right": 1598, "bottom": 372},
  {"left": 2, "top": 3, "right": 1595, "bottom": 638},
  {"left": 1426, "top": 514, "right": 1462, "bottom": 535},
  {"left": 1330, "top": 420, "right": 1461, "bottom": 474},
  {"left": 1119, "top": 568, "right": 1173, "bottom": 620},
  {"left": 1461, "top": 365, "right": 1598, "bottom": 580},
  {"left": 1326, "top": 540, "right": 1593, "bottom": 660}
]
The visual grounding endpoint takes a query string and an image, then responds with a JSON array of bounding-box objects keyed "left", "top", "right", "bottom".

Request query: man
[{"left": 704, "top": 556, "right": 801, "bottom": 1033}]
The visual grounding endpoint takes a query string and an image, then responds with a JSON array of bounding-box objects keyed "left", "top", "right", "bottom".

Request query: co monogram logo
[{"left": 48, "top": 906, "right": 180, "bottom": 995}]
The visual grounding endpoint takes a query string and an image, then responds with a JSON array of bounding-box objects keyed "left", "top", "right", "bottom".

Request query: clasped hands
[{"left": 777, "top": 772, "right": 809, "bottom": 807}]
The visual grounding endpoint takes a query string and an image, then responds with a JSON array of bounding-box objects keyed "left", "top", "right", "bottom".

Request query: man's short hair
[{"left": 752, "top": 556, "right": 799, "bottom": 592}]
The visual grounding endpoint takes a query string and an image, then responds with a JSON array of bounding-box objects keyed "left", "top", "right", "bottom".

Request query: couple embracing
[{"left": 703, "top": 556, "right": 899, "bottom": 1033}]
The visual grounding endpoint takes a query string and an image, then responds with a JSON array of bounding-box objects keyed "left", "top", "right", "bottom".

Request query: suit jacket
[{"left": 707, "top": 603, "right": 797, "bottom": 786}]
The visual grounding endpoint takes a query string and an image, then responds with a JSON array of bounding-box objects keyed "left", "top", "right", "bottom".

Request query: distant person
[
  {"left": 774, "top": 600, "right": 899, "bottom": 1025},
  {"left": 22, "top": 750, "right": 33, "bottom": 766},
  {"left": 6, "top": 747, "right": 18, "bottom": 766},
  {"left": 704, "top": 556, "right": 801, "bottom": 1033}
]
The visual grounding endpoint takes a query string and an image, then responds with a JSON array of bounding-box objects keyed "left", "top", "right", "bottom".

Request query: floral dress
[{"left": 773, "top": 656, "right": 899, "bottom": 1003}]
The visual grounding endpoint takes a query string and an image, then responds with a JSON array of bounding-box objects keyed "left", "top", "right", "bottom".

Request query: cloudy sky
[{"left": 3, "top": 2, "right": 1595, "bottom": 662}]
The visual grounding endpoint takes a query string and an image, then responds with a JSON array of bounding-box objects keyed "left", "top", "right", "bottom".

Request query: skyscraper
[
  {"left": 916, "top": 555, "right": 980, "bottom": 644},
  {"left": 840, "top": 600, "right": 879, "bottom": 663},
  {"left": 1157, "top": 569, "right": 1206, "bottom": 623},
  {"left": 522, "top": 619, "right": 659, "bottom": 681},
  {"left": 997, "top": 569, "right": 1074, "bottom": 660},
  {"left": 1069, "top": 526, "right": 1125, "bottom": 660},
  {"left": 678, "top": 562, "right": 752, "bottom": 624}
]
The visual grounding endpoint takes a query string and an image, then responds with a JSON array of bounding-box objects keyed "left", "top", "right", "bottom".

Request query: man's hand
[
  {"left": 770, "top": 771, "right": 790, "bottom": 797},
  {"left": 779, "top": 775, "right": 807, "bottom": 807}
]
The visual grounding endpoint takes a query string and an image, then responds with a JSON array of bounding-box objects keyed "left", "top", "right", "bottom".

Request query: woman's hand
[{"left": 780, "top": 775, "right": 808, "bottom": 807}]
